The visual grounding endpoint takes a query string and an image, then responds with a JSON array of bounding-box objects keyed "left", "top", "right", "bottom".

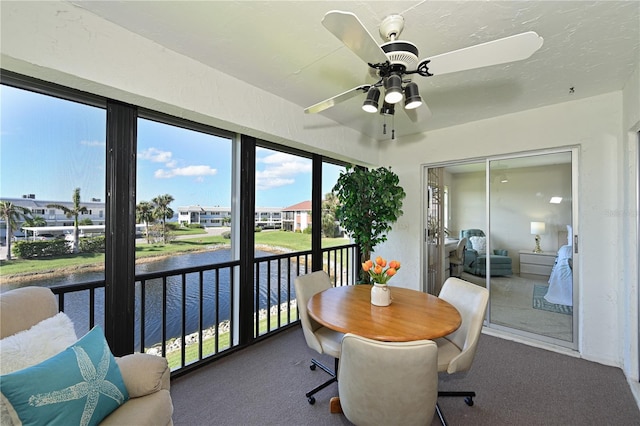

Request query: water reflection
[{"left": 6, "top": 249, "right": 302, "bottom": 349}]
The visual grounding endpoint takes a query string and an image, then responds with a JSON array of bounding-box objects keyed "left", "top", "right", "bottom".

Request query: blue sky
[{"left": 1, "top": 85, "right": 343, "bottom": 209}]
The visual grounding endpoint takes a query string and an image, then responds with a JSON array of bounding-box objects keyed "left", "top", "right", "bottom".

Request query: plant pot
[{"left": 371, "top": 283, "right": 391, "bottom": 306}]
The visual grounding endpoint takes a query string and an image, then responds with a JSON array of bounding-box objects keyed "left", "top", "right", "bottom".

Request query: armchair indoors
[
  {"left": 0, "top": 286, "right": 173, "bottom": 426},
  {"left": 460, "top": 229, "right": 512, "bottom": 276}
]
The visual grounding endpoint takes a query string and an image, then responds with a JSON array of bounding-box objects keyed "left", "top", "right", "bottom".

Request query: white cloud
[
  {"left": 154, "top": 165, "right": 218, "bottom": 179},
  {"left": 139, "top": 148, "right": 174, "bottom": 164},
  {"left": 256, "top": 152, "right": 311, "bottom": 190},
  {"left": 256, "top": 176, "right": 295, "bottom": 190}
]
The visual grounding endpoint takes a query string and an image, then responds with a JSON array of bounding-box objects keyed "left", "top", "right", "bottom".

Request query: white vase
[{"left": 371, "top": 283, "right": 391, "bottom": 306}]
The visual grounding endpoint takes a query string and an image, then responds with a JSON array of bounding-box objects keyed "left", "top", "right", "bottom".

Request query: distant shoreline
[{"left": 1, "top": 244, "right": 291, "bottom": 285}]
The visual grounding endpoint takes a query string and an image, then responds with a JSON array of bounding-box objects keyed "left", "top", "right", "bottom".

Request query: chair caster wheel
[
  {"left": 310, "top": 364, "right": 316, "bottom": 371},
  {"left": 308, "top": 396, "right": 316, "bottom": 405},
  {"left": 464, "top": 397, "right": 474, "bottom": 406}
]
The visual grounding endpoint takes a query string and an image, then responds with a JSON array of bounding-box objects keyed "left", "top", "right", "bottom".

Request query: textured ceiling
[{"left": 71, "top": 1, "right": 639, "bottom": 141}]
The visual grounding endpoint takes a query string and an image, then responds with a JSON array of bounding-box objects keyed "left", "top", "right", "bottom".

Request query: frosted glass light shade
[{"left": 530, "top": 221, "right": 546, "bottom": 235}]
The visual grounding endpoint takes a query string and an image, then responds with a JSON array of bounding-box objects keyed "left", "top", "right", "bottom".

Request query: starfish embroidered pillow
[{"left": 0, "top": 326, "right": 129, "bottom": 426}]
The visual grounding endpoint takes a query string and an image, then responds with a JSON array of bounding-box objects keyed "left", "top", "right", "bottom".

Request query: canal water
[{"left": 6, "top": 249, "right": 301, "bottom": 349}]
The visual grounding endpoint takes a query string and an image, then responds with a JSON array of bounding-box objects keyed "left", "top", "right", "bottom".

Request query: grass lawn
[
  {"left": 165, "top": 307, "right": 298, "bottom": 369},
  {"left": 0, "top": 231, "right": 351, "bottom": 277}
]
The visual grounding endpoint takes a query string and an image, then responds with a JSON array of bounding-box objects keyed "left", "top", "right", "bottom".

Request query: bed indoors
[{"left": 544, "top": 226, "right": 573, "bottom": 307}]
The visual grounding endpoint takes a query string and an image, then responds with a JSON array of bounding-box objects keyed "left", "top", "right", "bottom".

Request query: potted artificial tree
[{"left": 332, "top": 165, "right": 406, "bottom": 284}]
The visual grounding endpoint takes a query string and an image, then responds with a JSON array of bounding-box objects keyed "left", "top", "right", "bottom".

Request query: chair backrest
[
  {"left": 438, "top": 277, "right": 489, "bottom": 374},
  {"left": 338, "top": 333, "right": 438, "bottom": 426},
  {"left": 451, "top": 237, "right": 467, "bottom": 263},
  {"left": 0, "top": 286, "right": 58, "bottom": 339},
  {"left": 294, "top": 271, "right": 332, "bottom": 354},
  {"left": 460, "top": 229, "right": 485, "bottom": 250}
]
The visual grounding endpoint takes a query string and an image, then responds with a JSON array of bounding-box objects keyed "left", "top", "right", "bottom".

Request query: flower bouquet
[{"left": 362, "top": 256, "right": 401, "bottom": 284}]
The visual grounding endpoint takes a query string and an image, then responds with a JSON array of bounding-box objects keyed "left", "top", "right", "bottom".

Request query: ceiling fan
[{"left": 304, "top": 10, "right": 544, "bottom": 125}]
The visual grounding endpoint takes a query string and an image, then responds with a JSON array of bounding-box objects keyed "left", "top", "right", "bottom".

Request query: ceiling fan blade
[
  {"left": 403, "top": 101, "right": 432, "bottom": 123},
  {"left": 417, "top": 31, "right": 544, "bottom": 76},
  {"left": 322, "top": 10, "right": 389, "bottom": 65},
  {"left": 304, "top": 85, "right": 371, "bottom": 114}
]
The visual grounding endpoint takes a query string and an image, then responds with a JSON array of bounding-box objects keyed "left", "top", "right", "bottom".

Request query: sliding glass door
[
  {"left": 488, "top": 152, "right": 576, "bottom": 345},
  {"left": 424, "top": 149, "right": 578, "bottom": 349}
]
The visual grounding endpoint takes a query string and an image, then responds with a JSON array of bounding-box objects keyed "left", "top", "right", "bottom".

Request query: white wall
[
  {"left": 0, "top": 1, "right": 378, "bottom": 166},
  {"left": 621, "top": 63, "right": 640, "bottom": 390},
  {"left": 379, "top": 92, "right": 629, "bottom": 370}
]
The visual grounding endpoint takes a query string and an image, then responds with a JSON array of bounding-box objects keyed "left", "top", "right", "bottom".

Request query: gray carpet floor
[
  {"left": 170, "top": 326, "right": 639, "bottom": 425},
  {"left": 461, "top": 272, "right": 573, "bottom": 342}
]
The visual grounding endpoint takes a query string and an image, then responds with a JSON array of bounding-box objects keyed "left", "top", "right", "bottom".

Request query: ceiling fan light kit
[
  {"left": 380, "top": 102, "right": 395, "bottom": 116},
  {"left": 383, "top": 74, "right": 404, "bottom": 104},
  {"left": 404, "top": 82, "right": 422, "bottom": 110},
  {"left": 305, "top": 10, "right": 544, "bottom": 137},
  {"left": 362, "top": 87, "right": 381, "bottom": 113}
]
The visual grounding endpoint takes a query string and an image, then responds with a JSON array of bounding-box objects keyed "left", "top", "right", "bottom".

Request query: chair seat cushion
[
  {"left": 315, "top": 327, "right": 343, "bottom": 359},
  {"left": 434, "top": 337, "right": 462, "bottom": 373}
]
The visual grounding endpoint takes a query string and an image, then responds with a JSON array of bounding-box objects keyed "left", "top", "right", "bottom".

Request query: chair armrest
[
  {"left": 493, "top": 249, "right": 508, "bottom": 256},
  {"left": 115, "top": 353, "right": 170, "bottom": 398}
]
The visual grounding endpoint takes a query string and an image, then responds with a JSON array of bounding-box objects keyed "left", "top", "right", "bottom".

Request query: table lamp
[{"left": 530, "top": 221, "right": 545, "bottom": 253}]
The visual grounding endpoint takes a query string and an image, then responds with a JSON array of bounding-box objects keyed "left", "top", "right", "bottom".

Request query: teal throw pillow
[{"left": 1, "top": 326, "right": 129, "bottom": 426}]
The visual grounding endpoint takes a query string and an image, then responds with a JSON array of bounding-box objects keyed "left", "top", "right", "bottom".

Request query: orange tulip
[
  {"left": 375, "top": 256, "right": 387, "bottom": 267},
  {"left": 386, "top": 268, "right": 397, "bottom": 277},
  {"left": 362, "top": 260, "right": 373, "bottom": 271},
  {"left": 389, "top": 260, "right": 401, "bottom": 270},
  {"left": 373, "top": 265, "right": 383, "bottom": 274}
]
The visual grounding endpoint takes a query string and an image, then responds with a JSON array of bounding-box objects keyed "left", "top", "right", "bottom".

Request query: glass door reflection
[{"left": 488, "top": 153, "right": 574, "bottom": 343}]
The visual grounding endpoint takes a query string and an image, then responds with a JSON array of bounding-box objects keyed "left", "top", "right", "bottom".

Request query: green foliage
[
  {"left": 255, "top": 227, "right": 263, "bottom": 232},
  {"left": 14, "top": 240, "right": 70, "bottom": 258},
  {"left": 166, "top": 222, "right": 181, "bottom": 231},
  {"left": 187, "top": 223, "right": 205, "bottom": 229},
  {"left": 79, "top": 236, "right": 105, "bottom": 253},
  {"left": 78, "top": 218, "right": 93, "bottom": 226},
  {"left": 47, "top": 188, "right": 88, "bottom": 255},
  {"left": 302, "top": 226, "right": 312, "bottom": 235},
  {"left": 321, "top": 192, "right": 340, "bottom": 238},
  {"left": 332, "top": 165, "right": 406, "bottom": 281},
  {"left": 221, "top": 231, "right": 231, "bottom": 239}
]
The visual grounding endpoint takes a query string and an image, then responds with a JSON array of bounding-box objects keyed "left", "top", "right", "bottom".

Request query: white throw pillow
[
  {"left": 0, "top": 312, "right": 77, "bottom": 375},
  {"left": 469, "top": 236, "right": 487, "bottom": 255},
  {"left": 0, "top": 312, "right": 76, "bottom": 426}
]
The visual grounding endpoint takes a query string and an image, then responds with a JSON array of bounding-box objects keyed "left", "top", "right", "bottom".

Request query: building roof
[{"left": 282, "top": 201, "right": 311, "bottom": 212}]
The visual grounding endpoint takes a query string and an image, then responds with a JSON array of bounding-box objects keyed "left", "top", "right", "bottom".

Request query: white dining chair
[
  {"left": 294, "top": 271, "right": 343, "bottom": 404},
  {"left": 435, "top": 277, "right": 489, "bottom": 425},
  {"left": 337, "top": 333, "right": 439, "bottom": 426}
]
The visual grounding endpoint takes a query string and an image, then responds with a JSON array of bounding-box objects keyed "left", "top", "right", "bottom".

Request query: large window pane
[
  {"left": 255, "top": 147, "right": 312, "bottom": 251},
  {"left": 1, "top": 84, "right": 106, "bottom": 278},
  {"left": 0, "top": 84, "right": 106, "bottom": 335},
  {"left": 135, "top": 117, "right": 233, "bottom": 355},
  {"left": 321, "top": 162, "right": 346, "bottom": 246}
]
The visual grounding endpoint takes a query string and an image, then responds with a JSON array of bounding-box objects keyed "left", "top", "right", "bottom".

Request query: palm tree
[
  {"left": 152, "top": 194, "right": 175, "bottom": 244},
  {"left": 136, "top": 201, "right": 155, "bottom": 244},
  {"left": 0, "top": 201, "right": 31, "bottom": 260},
  {"left": 47, "top": 187, "right": 88, "bottom": 254},
  {"left": 22, "top": 215, "right": 47, "bottom": 240}
]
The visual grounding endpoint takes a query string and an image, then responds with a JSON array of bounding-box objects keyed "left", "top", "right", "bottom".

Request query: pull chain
[{"left": 392, "top": 114, "right": 395, "bottom": 140}]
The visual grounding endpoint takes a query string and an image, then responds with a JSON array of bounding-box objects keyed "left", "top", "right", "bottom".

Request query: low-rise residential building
[{"left": 282, "top": 201, "right": 311, "bottom": 232}]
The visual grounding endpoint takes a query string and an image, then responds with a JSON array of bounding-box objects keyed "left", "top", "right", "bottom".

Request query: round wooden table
[{"left": 307, "top": 285, "right": 461, "bottom": 342}]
